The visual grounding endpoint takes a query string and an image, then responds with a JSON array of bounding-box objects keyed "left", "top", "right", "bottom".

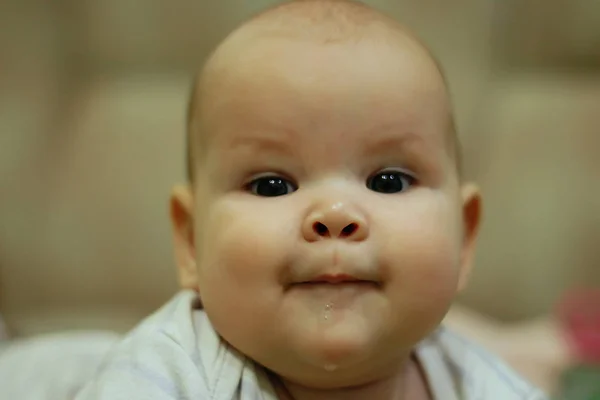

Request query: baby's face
[{"left": 183, "top": 35, "right": 478, "bottom": 388}]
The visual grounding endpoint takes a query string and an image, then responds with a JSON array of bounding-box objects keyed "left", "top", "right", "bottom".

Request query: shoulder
[
  {"left": 76, "top": 290, "right": 247, "bottom": 400},
  {"left": 417, "top": 327, "right": 549, "bottom": 400}
]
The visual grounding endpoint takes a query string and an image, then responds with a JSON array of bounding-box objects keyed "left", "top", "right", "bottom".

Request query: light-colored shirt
[
  {"left": 0, "top": 331, "right": 119, "bottom": 400},
  {"left": 75, "top": 290, "right": 549, "bottom": 400}
]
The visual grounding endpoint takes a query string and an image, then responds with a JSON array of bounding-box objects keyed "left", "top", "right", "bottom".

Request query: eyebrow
[
  {"left": 228, "top": 135, "right": 295, "bottom": 157},
  {"left": 362, "top": 131, "right": 425, "bottom": 156}
]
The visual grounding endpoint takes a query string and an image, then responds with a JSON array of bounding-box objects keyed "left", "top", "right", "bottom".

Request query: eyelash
[{"left": 243, "top": 168, "right": 417, "bottom": 197}]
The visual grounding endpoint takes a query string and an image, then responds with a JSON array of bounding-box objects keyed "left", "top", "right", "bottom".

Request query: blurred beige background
[{"left": 1, "top": 0, "right": 599, "bottom": 336}]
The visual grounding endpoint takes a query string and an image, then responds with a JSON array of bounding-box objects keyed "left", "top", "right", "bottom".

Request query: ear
[
  {"left": 170, "top": 184, "right": 199, "bottom": 291},
  {"left": 457, "top": 183, "right": 482, "bottom": 292}
]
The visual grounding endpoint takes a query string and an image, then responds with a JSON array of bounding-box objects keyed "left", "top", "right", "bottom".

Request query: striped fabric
[{"left": 417, "top": 327, "right": 549, "bottom": 399}]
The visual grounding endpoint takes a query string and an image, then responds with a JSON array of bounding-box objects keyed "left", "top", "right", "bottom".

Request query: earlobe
[
  {"left": 170, "top": 184, "right": 199, "bottom": 291},
  {"left": 457, "top": 183, "right": 482, "bottom": 292}
]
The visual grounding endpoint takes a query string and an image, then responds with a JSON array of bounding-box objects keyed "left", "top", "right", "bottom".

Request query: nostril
[
  {"left": 313, "top": 222, "right": 329, "bottom": 237},
  {"left": 340, "top": 223, "right": 358, "bottom": 237}
]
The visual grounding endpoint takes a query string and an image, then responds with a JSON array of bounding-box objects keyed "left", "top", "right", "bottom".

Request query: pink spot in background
[{"left": 557, "top": 288, "right": 600, "bottom": 364}]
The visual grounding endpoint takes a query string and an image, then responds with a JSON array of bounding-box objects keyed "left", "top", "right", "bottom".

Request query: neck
[{"left": 272, "top": 355, "right": 431, "bottom": 400}]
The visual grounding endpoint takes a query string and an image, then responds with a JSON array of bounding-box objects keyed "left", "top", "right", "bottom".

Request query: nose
[{"left": 302, "top": 201, "right": 369, "bottom": 242}]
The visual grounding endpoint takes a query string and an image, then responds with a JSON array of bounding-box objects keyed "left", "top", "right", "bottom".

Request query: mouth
[{"left": 294, "top": 274, "right": 381, "bottom": 287}]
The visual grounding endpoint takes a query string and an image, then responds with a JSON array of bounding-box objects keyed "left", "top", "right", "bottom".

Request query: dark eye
[
  {"left": 247, "top": 176, "right": 297, "bottom": 197},
  {"left": 367, "top": 170, "right": 415, "bottom": 194}
]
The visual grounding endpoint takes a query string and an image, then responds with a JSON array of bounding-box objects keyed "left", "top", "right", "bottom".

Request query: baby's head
[{"left": 171, "top": 0, "right": 481, "bottom": 391}]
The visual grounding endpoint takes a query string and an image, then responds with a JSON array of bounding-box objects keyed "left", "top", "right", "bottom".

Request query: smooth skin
[{"left": 171, "top": 2, "right": 481, "bottom": 399}]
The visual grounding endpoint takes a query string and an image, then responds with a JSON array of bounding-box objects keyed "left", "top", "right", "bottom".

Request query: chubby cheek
[
  {"left": 194, "top": 198, "right": 295, "bottom": 342},
  {"left": 377, "top": 194, "right": 462, "bottom": 338}
]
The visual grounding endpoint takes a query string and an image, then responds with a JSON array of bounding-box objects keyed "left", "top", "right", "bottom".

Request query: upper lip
[{"left": 286, "top": 246, "right": 381, "bottom": 287}]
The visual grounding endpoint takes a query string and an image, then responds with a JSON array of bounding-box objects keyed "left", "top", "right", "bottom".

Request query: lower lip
[
  {"left": 288, "top": 281, "right": 380, "bottom": 294},
  {"left": 287, "top": 282, "right": 379, "bottom": 308}
]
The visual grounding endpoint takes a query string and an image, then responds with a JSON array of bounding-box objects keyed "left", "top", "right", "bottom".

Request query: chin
[
  {"left": 283, "top": 343, "right": 389, "bottom": 391},
  {"left": 300, "top": 326, "right": 378, "bottom": 370}
]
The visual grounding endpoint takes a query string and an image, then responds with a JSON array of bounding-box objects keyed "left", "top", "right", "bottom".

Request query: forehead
[
  {"left": 188, "top": 36, "right": 458, "bottom": 182},
  {"left": 204, "top": 37, "right": 450, "bottom": 142}
]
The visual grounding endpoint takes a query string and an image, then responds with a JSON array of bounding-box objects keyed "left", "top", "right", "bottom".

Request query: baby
[{"left": 76, "top": 1, "right": 548, "bottom": 399}]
